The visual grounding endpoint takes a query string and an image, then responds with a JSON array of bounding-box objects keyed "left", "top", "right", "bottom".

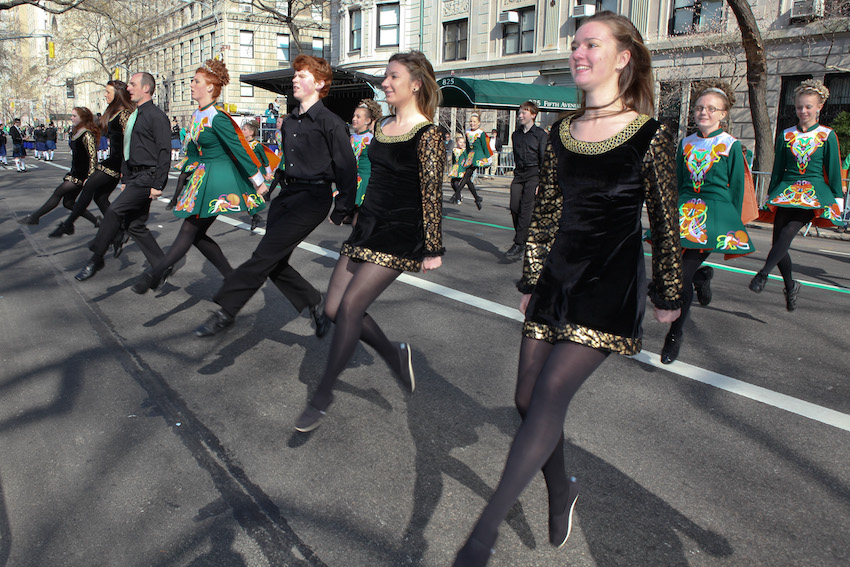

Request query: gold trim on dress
[
  {"left": 63, "top": 175, "right": 84, "bottom": 185},
  {"left": 340, "top": 243, "right": 419, "bottom": 272},
  {"left": 560, "top": 114, "right": 651, "bottom": 155},
  {"left": 96, "top": 164, "right": 121, "bottom": 178},
  {"left": 375, "top": 120, "right": 432, "bottom": 144},
  {"left": 523, "top": 321, "right": 640, "bottom": 355}
]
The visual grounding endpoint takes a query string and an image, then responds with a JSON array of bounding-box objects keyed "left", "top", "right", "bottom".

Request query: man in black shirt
[
  {"left": 194, "top": 55, "right": 356, "bottom": 338},
  {"left": 505, "top": 101, "right": 548, "bottom": 261},
  {"left": 10, "top": 119, "right": 27, "bottom": 172},
  {"left": 76, "top": 72, "right": 169, "bottom": 281},
  {"left": 45, "top": 122, "right": 57, "bottom": 161}
]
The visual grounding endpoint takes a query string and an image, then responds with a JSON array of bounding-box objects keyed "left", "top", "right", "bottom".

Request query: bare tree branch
[{"left": 0, "top": 0, "right": 87, "bottom": 14}]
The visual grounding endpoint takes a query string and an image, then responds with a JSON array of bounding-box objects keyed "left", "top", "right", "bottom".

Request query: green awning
[{"left": 438, "top": 77, "right": 580, "bottom": 111}]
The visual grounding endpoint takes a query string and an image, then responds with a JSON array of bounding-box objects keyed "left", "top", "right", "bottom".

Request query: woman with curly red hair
[
  {"left": 18, "top": 107, "right": 101, "bottom": 228},
  {"left": 132, "top": 59, "right": 269, "bottom": 294}
]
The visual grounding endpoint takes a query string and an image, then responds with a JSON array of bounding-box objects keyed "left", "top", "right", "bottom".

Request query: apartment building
[
  {"left": 125, "top": 0, "right": 331, "bottom": 125},
  {"left": 331, "top": 0, "right": 850, "bottom": 153}
]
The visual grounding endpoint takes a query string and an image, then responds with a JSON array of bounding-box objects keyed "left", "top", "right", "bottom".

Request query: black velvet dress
[
  {"left": 340, "top": 120, "right": 446, "bottom": 272},
  {"left": 96, "top": 109, "right": 133, "bottom": 179},
  {"left": 64, "top": 129, "right": 97, "bottom": 186},
  {"left": 518, "top": 114, "right": 683, "bottom": 355}
]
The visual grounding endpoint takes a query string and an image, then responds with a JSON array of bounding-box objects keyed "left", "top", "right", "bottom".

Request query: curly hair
[
  {"left": 293, "top": 55, "right": 333, "bottom": 98},
  {"left": 357, "top": 98, "right": 383, "bottom": 125},
  {"left": 196, "top": 59, "right": 230, "bottom": 99},
  {"left": 691, "top": 80, "right": 736, "bottom": 110},
  {"left": 794, "top": 79, "right": 829, "bottom": 104}
]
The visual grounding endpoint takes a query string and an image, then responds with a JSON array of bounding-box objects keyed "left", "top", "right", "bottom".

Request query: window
[
  {"left": 671, "top": 0, "right": 723, "bottom": 35},
  {"left": 822, "top": 73, "right": 850, "bottom": 126},
  {"left": 241, "top": 84, "right": 254, "bottom": 98},
  {"left": 240, "top": 30, "right": 254, "bottom": 58},
  {"left": 189, "top": 38, "right": 196, "bottom": 66},
  {"left": 350, "top": 9, "right": 362, "bottom": 52},
  {"left": 505, "top": 7, "right": 535, "bottom": 55},
  {"left": 210, "top": 31, "right": 216, "bottom": 57},
  {"left": 595, "top": 0, "right": 618, "bottom": 10},
  {"left": 181, "top": 42, "right": 186, "bottom": 70},
  {"left": 239, "top": 0, "right": 252, "bottom": 13},
  {"left": 277, "top": 33, "right": 290, "bottom": 61},
  {"left": 311, "top": 3, "right": 323, "bottom": 21},
  {"left": 201, "top": 34, "right": 208, "bottom": 63},
  {"left": 444, "top": 19, "right": 468, "bottom": 62},
  {"left": 377, "top": 3, "right": 400, "bottom": 47},
  {"left": 312, "top": 37, "right": 325, "bottom": 59}
]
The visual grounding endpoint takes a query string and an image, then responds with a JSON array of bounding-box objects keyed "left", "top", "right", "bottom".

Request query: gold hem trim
[
  {"left": 375, "top": 120, "right": 432, "bottom": 143},
  {"left": 341, "top": 244, "right": 419, "bottom": 272},
  {"left": 95, "top": 164, "right": 121, "bottom": 178},
  {"left": 522, "top": 321, "right": 640, "bottom": 355}
]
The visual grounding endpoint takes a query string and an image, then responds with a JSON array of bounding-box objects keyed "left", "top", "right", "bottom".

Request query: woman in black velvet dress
[
  {"left": 293, "top": 50, "right": 445, "bottom": 433},
  {"left": 49, "top": 80, "right": 134, "bottom": 238},
  {"left": 17, "top": 107, "right": 101, "bottom": 228},
  {"left": 453, "top": 12, "right": 683, "bottom": 566}
]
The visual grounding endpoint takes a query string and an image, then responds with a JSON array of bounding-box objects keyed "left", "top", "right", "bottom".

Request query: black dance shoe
[
  {"left": 48, "top": 222, "right": 74, "bottom": 238},
  {"left": 193, "top": 309, "right": 234, "bottom": 337},
  {"left": 749, "top": 272, "right": 768, "bottom": 293},
  {"left": 550, "top": 476, "right": 581, "bottom": 548},
  {"left": 504, "top": 243, "right": 523, "bottom": 261},
  {"left": 475, "top": 197, "right": 483, "bottom": 210},
  {"left": 452, "top": 537, "right": 494, "bottom": 567},
  {"left": 395, "top": 342, "right": 415, "bottom": 392},
  {"left": 17, "top": 214, "right": 38, "bottom": 225},
  {"left": 165, "top": 197, "right": 178, "bottom": 211},
  {"left": 94, "top": 215, "right": 102, "bottom": 228},
  {"left": 132, "top": 269, "right": 170, "bottom": 294},
  {"left": 250, "top": 214, "right": 262, "bottom": 231},
  {"left": 694, "top": 266, "right": 714, "bottom": 306},
  {"left": 75, "top": 259, "right": 104, "bottom": 281},
  {"left": 294, "top": 403, "right": 328, "bottom": 432},
  {"left": 784, "top": 280, "right": 801, "bottom": 312},
  {"left": 660, "top": 331, "right": 682, "bottom": 364},
  {"left": 309, "top": 298, "right": 331, "bottom": 338}
]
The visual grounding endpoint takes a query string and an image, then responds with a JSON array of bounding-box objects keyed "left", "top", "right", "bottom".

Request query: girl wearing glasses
[
  {"left": 659, "top": 81, "right": 756, "bottom": 364},
  {"left": 750, "top": 80, "right": 844, "bottom": 310}
]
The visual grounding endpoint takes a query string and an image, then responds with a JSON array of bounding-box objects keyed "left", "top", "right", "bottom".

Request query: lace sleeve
[
  {"left": 642, "top": 124, "right": 683, "bottom": 309},
  {"left": 119, "top": 109, "right": 131, "bottom": 131},
  {"left": 84, "top": 131, "right": 97, "bottom": 177},
  {"left": 418, "top": 125, "right": 446, "bottom": 257},
  {"left": 517, "top": 138, "right": 561, "bottom": 293}
]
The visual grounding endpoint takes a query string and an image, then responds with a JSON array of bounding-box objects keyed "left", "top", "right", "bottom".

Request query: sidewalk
[{"left": 455, "top": 173, "right": 850, "bottom": 242}]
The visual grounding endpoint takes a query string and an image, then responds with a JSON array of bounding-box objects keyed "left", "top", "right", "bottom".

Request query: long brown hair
[
  {"left": 101, "top": 80, "right": 134, "bottom": 130},
  {"left": 73, "top": 107, "right": 100, "bottom": 139},
  {"left": 575, "top": 11, "right": 654, "bottom": 117},
  {"left": 388, "top": 51, "right": 441, "bottom": 118}
]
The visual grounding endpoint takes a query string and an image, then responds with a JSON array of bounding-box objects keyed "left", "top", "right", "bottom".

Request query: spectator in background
[
  {"left": 264, "top": 102, "right": 278, "bottom": 143},
  {"left": 488, "top": 128, "right": 503, "bottom": 177}
]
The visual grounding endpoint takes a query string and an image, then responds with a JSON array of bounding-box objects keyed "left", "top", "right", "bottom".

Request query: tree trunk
[{"left": 726, "top": 0, "right": 774, "bottom": 172}]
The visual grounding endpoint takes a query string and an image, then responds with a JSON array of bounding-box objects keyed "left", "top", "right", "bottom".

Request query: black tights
[
  {"left": 65, "top": 171, "right": 119, "bottom": 226},
  {"left": 452, "top": 166, "right": 481, "bottom": 202},
  {"left": 669, "top": 249, "right": 712, "bottom": 336},
  {"left": 149, "top": 216, "right": 232, "bottom": 281},
  {"left": 758, "top": 208, "right": 816, "bottom": 289},
  {"left": 310, "top": 256, "right": 402, "bottom": 411},
  {"left": 30, "top": 181, "right": 98, "bottom": 225},
  {"left": 466, "top": 338, "right": 609, "bottom": 549}
]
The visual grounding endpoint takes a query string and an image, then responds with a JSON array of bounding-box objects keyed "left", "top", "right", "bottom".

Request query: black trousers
[
  {"left": 89, "top": 169, "right": 164, "bottom": 266},
  {"left": 509, "top": 168, "right": 539, "bottom": 246},
  {"left": 67, "top": 170, "right": 120, "bottom": 225},
  {"left": 214, "top": 182, "right": 332, "bottom": 317}
]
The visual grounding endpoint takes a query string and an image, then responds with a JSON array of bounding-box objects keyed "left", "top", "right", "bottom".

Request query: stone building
[{"left": 331, "top": 0, "right": 850, "bottom": 160}]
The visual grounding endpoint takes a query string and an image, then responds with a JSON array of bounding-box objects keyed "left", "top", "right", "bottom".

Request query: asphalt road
[{"left": 1, "top": 151, "right": 848, "bottom": 567}]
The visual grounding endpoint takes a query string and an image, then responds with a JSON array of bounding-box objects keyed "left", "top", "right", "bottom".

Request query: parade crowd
[{"left": 7, "top": 11, "right": 848, "bottom": 567}]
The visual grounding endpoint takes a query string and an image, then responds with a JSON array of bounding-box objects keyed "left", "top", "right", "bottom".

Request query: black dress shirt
[
  {"left": 122, "top": 99, "right": 171, "bottom": 190},
  {"left": 282, "top": 99, "right": 357, "bottom": 211},
  {"left": 45, "top": 126, "right": 57, "bottom": 142},
  {"left": 10, "top": 126, "right": 23, "bottom": 144},
  {"left": 511, "top": 124, "right": 547, "bottom": 171}
]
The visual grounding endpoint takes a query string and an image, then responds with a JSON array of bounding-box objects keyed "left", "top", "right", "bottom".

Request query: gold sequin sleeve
[
  {"left": 418, "top": 125, "right": 446, "bottom": 257},
  {"left": 118, "top": 108, "right": 132, "bottom": 131},
  {"left": 83, "top": 130, "right": 97, "bottom": 178},
  {"left": 642, "top": 124, "right": 683, "bottom": 309},
  {"left": 518, "top": 138, "right": 561, "bottom": 293}
]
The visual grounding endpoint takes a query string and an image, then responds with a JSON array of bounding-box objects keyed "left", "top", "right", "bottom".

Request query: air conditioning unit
[
  {"left": 790, "top": 0, "right": 824, "bottom": 22},
  {"left": 498, "top": 11, "right": 519, "bottom": 24},
  {"left": 572, "top": 4, "right": 597, "bottom": 18}
]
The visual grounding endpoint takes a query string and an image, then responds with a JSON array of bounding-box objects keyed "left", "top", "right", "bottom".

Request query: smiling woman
[{"left": 453, "top": 12, "right": 682, "bottom": 567}]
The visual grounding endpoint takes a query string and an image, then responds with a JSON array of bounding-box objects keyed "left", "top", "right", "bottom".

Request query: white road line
[
  {"left": 818, "top": 249, "right": 850, "bottom": 257},
  {"left": 212, "top": 215, "right": 850, "bottom": 433}
]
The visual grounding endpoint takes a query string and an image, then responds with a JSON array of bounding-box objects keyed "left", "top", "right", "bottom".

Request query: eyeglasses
[{"left": 694, "top": 105, "right": 724, "bottom": 114}]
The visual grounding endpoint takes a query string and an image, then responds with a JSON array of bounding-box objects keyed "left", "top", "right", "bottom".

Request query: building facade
[{"left": 332, "top": 0, "right": 850, "bottom": 159}]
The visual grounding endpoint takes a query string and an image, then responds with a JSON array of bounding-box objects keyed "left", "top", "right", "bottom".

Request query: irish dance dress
[
  {"left": 174, "top": 103, "right": 267, "bottom": 218},
  {"left": 340, "top": 120, "right": 446, "bottom": 272},
  {"left": 762, "top": 124, "right": 844, "bottom": 227},
  {"left": 677, "top": 128, "right": 755, "bottom": 257},
  {"left": 65, "top": 128, "right": 97, "bottom": 185},
  {"left": 461, "top": 128, "right": 492, "bottom": 168},
  {"left": 519, "top": 115, "right": 682, "bottom": 354},
  {"left": 350, "top": 130, "right": 373, "bottom": 206}
]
